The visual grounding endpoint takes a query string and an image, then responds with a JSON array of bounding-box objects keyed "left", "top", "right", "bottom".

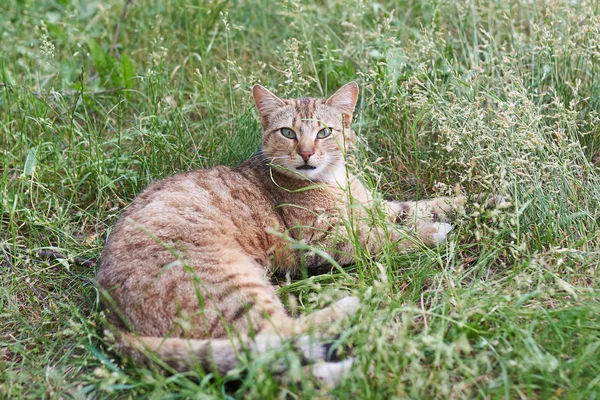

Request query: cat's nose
[{"left": 298, "top": 149, "right": 314, "bottom": 162}]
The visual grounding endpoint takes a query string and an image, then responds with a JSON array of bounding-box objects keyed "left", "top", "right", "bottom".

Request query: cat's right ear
[{"left": 253, "top": 85, "right": 286, "bottom": 120}]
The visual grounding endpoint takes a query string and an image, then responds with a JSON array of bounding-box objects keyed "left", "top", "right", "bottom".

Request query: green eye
[
  {"left": 316, "top": 128, "right": 332, "bottom": 139},
  {"left": 280, "top": 128, "right": 297, "bottom": 139}
]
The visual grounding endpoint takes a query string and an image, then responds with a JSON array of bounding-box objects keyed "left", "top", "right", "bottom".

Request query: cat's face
[{"left": 252, "top": 82, "right": 359, "bottom": 185}]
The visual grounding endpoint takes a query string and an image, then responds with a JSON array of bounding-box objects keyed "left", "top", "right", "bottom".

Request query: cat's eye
[
  {"left": 280, "top": 128, "right": 297, "bottom": 139},
  {"left": 316, "top": 128, "right": 332, "bottom": 139}
]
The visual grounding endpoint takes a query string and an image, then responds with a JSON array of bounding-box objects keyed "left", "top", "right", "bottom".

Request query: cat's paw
[
  {"left": 331, "top": 296, "right": 360, "bottom": 317},
  {"left": 298, "top": 296, "right": 360, "bottom": 329},
  {"left": 433, "top": 222, "right": 453, "bottom": 244},
  {"left": 310, "top": 358, "right": 355, "bottom": 387}
]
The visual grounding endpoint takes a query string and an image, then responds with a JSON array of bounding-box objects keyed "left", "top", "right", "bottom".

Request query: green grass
[{"left": 1, "top": 0, "right": 599, "bottom": 398}]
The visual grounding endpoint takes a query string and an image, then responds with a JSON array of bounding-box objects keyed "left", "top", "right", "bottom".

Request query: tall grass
[{"left": 1, "top": 0, "right": 599, "bottom": 398}]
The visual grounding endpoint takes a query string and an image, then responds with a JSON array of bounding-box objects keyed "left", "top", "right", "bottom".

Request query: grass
[{"left": 1, "top": 0, "right": 599, "bottom": 398}]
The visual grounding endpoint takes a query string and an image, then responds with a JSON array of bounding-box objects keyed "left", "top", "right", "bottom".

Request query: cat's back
[
  {"left": 98, "top": 164, "right": 281, "bottom": 286},
  {"left": 120, "top": 165, "right": 271, "bottom": 227}
]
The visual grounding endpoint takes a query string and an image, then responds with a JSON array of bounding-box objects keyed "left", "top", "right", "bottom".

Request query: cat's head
[{"left": 252, "top": 82, "right": 359, "bottom": 185}]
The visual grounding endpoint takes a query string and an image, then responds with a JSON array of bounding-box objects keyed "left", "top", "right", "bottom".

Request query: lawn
[{"left": 1, "top": 0, "right": 599, "bottom": 398}]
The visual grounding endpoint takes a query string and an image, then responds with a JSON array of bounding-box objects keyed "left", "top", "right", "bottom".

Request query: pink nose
[{"left": 298, "top": 150, "right": 314, "bottom": 162}]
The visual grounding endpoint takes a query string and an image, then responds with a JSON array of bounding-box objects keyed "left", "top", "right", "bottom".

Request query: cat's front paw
[{"left": 433, "top": 222, "right": 453, "bottom": 245}]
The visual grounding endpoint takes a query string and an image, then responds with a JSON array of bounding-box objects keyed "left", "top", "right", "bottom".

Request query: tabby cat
[{"left": 96, "top": 82, "right": 465, "bottom": 384}]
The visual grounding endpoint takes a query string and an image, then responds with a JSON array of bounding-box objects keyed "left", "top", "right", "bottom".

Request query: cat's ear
[
  {"left": 325, "top": 82, "right": 359, "bottom": 125},
  {"left": 253, "top": 85, "right": 286, "bottom": 118}
]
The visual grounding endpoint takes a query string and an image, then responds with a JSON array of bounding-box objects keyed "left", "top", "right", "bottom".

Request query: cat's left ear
[{"left": 325, "top": 82, "right": 359, "bottom": 126}]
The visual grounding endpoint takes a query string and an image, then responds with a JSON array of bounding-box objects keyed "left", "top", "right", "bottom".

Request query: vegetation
[{"left": 1, "top": 0, "right": 599, "bottom": 398}]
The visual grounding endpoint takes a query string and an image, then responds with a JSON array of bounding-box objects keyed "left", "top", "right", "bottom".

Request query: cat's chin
[
  {"left": 282, "top": 164, "right": 322, "bottom": 180},
  {"left": 271, "top": 161, "right": 347, "bottom": 187},
  {"left": 293, "top": 163, "right": 347, "bottom": 187}
]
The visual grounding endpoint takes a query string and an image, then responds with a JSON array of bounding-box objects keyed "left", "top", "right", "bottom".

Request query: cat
[{"left": 96, "top": 82, "right": 467, "bottom": 385}]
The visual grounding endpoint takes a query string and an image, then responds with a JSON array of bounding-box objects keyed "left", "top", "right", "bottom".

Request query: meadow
[{"left": 1, "top": 0, "right": 599, "bottom": 398}]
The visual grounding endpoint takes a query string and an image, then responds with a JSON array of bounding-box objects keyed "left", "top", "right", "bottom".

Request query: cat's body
[{"left": 97, "top": 82, "right": 463, "bottom": 383}]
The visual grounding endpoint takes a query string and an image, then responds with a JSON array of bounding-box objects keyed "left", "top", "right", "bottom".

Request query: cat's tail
[{"left": 116, "top": 331, "right": 353, "bottom": 385}]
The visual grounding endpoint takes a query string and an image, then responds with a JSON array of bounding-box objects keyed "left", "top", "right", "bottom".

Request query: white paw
[
  {"left": 311, "top": 358, "right": 355, "bottom": 387},
  {"left": 332, "top": 296, "right": 360, "bottom": 316},
  {"left": 433, "top": 222, "right": 453, "bottom": 244}
]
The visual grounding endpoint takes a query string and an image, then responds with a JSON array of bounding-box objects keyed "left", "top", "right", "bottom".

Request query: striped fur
[{"left": 96, "top": 82, "right": 465, "bottom": 383}]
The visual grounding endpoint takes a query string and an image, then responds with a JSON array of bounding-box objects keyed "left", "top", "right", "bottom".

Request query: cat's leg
[
  {"left": 261, "top": 296, "right": 359, "bottom": 336},
  {"left": 295, "top": 296, "right": 360, "bottom": 331},
  {"left": 294, "top": 299, "right": 358, "bottom": 385},
  {"left": 384, "top": 219, "right": 453, "bottom": 249},
  {"left": 413, "top": 220, "right": 453, "bottom": 246},
  {"left": 385, "top": 194, "right": 506, "bottom": 247},
  {"left": 387, "top": 196, "right": 467, "bottom": 224},
  {"left": 384, "top": 197, "right": 462, "bottom": 247},
  {"left": 256, "top": 297, "right": 358, "bottom": 385},
  {"left": 387, "top": 194, "right": 507, "bottom": 224}
]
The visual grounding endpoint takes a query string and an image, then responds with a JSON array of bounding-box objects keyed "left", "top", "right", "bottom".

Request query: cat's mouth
[{"left": 296, "top": 165, "right": 317, "bottom": 170}]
